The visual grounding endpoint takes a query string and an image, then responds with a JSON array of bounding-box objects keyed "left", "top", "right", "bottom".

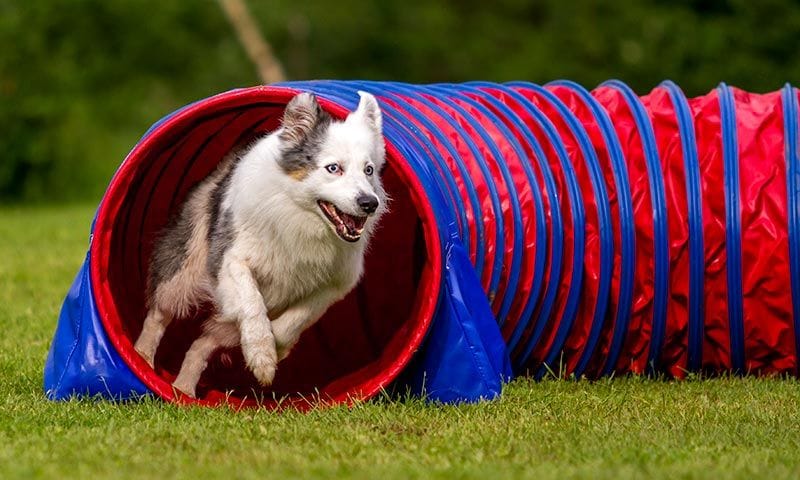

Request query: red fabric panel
[
  {"left": 520, "top": 86, "right": 602, "bottom": 376},
  {"left": 506, "top": 85, "right": 577, "bottom": 370},
  {"left": 383, "top": 94, "right": 498, "bottom": 296},
  {"left": 468, "top": 87, "right": 558, "bottom": 349},
  {"left": 459, "top": 88, "right": 541, "bottom": 337},
  {"left": 641, "top": 87, "right": 691, "bottom": 377},
  {"left": 438, "top": 91, "right": 529, "bottom": 326},
  {"left": 378, "top": 94, "right": 479, "bottom": 266},
  {"left": 418, "top": 91, "right": 516, "bottom": 314},
  {"left": 688, "top": 89, "right": 732, "bottom": 372},
  {"left": 593, "top": 86, "right": 655, "bottom": 375},
  {"left": 548, "top": 85, "right": 622, "bottom": 378},
  {"left": 734, "top": 89, "right": 796, "bottom": 374}
]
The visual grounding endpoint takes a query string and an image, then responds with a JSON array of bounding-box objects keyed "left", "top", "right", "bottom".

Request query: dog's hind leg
[
  {"left": 217, "top": 256, "right": 278, "bottom": 386},
  {"left": 134, "top": 308, "right": 173, "bottom": 368},
  {"left": 172, "top": 318, "right": 239, "bottom": 398}
]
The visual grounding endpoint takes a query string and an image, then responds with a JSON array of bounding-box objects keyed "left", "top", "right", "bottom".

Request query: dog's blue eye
[
  {"left": 325, "top": 164, "right": 340, "bottom": 174},
  {"left": 364, "top": 165, "right": 374, "bottom": 176}
]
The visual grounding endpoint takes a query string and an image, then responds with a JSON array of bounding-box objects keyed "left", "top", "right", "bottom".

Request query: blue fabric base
[
  {"left": 43, "top": 244, "right": 510, "bottom": 403},
  {"left": 403, "top": 242, "right": 512, "bottom": 402},
  {"left": 43, "top": 252, "right": 150, "bottom": 401}
]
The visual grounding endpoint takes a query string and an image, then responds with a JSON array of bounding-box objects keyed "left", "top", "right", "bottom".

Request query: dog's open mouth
[{"left": 318, "top": 200, "right": 368, "bottom": 242}]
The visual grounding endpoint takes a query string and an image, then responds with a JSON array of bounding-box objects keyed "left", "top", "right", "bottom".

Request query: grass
[{"left": 2, "top": 204, "right": 800, "bottom": 479}]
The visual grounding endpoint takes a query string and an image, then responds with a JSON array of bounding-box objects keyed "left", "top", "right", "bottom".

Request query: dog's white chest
[{"left": 234, "top": 229, "right": 362, "bottom": 311}]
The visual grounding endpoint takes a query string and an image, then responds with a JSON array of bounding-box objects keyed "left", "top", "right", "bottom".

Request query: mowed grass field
[{"left": 2, "top": 204, "right": 800, "bottom": 479}]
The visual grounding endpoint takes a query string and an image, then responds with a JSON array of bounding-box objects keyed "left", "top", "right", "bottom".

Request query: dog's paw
[
  {"left": 134, "top": 344, "right": 155, "bottom": 369},
  {"left": 242, "top": 340, "right": 278, "bottom": 386},
  {"left": 172, "top": 378, "right": 197, "bottom": 399},
  {"left": 246, "top": 351, "right": 277, "bottom": 386},
  {"left": 249, "top": 356, "right": 277, "bottom": 386}
]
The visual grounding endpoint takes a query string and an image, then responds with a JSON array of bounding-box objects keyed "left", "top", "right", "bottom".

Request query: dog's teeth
[{"left": 319, "top": 200, "right": 366, "bottom": 242}]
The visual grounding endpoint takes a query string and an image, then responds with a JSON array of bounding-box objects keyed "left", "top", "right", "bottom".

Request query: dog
[{"left": 133, "top": 91, "right": 388, "bottom": 398}]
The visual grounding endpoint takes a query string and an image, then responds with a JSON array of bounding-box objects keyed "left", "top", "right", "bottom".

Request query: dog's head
[{"left": 276, "top": 91, "right": 388, "bottom": 243}]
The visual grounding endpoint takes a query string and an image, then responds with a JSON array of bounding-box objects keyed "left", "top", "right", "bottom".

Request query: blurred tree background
[{"left": 2, "top": 0, "right": 800, "bottom": 203}]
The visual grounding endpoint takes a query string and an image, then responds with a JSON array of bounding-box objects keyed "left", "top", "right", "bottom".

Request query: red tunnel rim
[{"left": 89, "top": 85, "right": 443, "bottom": 409}]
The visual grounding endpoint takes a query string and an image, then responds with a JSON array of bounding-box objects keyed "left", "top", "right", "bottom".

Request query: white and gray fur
[{"left": 134, "top": 92, "right": 388, "bottom": 398}]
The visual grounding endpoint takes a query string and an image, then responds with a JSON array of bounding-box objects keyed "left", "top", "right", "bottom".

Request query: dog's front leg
[
  {"left": 271, "top": 289, "right": 343, "bottom": 361},
  {"left": 217, "top": 256, "right": 278, "bottom": 386}
]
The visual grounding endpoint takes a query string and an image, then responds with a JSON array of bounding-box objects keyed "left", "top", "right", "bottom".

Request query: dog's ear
[
  {"left": 353, "top": 91, "right": 383, "bottom": 137},
  {"left": 280, "top": 93, "right": 329, "bottom": 147}
]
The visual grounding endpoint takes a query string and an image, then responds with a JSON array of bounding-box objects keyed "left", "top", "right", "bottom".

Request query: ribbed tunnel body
[{"left": 45, "top": 81, "right": 800, "bottom": 406}]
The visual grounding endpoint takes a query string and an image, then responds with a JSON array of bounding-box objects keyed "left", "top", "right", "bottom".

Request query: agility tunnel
[{"left": 45, "top": 80, "right": 800, "bottom": 407}]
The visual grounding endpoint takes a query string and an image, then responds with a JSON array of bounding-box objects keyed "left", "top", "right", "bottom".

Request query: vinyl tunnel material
[{"left": 45, "top": 80, "right": 800, "bottom": 407}]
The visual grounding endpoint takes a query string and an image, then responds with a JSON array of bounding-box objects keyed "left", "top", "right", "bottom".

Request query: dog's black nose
[{"left": 357, "top": 194, "right": 379, "bottom": 214}]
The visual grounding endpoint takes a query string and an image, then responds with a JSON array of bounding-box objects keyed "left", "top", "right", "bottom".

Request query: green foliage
[
  {"left": 3, "top": 0, "right": 800, "bottom": 202},
  {"left": 0, "top": 0, "right": 252, "bottom": 202}
]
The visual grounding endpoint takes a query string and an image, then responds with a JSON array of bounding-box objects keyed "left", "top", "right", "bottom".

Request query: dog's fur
[{"left": 134, "top": 92, "right": 387, "bottom": 397}]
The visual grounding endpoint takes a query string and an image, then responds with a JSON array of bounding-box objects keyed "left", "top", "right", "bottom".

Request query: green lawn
[{"left": 2, "top": 204, "right": 800, "bottom": 479}]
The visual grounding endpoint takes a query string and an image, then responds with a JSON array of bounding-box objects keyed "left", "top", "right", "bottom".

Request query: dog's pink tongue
[{"left": 341, "top": 212, "right": 367, "bottom": 231}]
